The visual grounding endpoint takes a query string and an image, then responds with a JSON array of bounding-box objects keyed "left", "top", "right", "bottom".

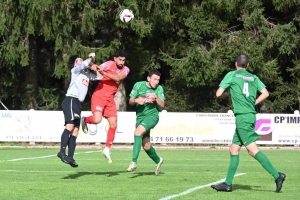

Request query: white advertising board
[{"left": 0, "top": 110, "right": 299, "bottom": 145}]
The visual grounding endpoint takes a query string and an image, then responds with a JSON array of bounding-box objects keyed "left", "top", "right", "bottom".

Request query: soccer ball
[{"left": 119, "top": 9, "right": 134, "bottom": 23}]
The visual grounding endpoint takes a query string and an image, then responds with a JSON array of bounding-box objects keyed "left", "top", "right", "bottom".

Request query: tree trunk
[
  {"left": 23, "top": 35, "right": 38, "bottom": 110},
  {"left": 114, "top": 82, "right": 127, "bottom": 111}
]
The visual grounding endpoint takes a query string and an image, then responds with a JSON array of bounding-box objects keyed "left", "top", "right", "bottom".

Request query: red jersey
[{"left": 93, "top": 60, "right": 130, "bottom": 99}]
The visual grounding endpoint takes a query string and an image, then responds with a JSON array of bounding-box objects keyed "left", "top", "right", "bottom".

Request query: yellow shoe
[
  {"left": 155, "top": 158, "right": 164, "bottom": 175},
  {"left": 127, "top": 162, "right": 137, "bottom": 172}
]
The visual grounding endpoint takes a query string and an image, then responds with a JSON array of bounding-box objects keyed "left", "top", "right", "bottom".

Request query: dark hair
[
  {"left": 236, "top": 54, "right": 249, "bottom": 68},
  {"left": 114, "top": 49, "right": 127, "bottom": 58},
  {"left": 68, "top": 55, "right": 79, "bottom": 68},
  {"left": 148, "top": 69, "right": 161, "bottom": 77}
]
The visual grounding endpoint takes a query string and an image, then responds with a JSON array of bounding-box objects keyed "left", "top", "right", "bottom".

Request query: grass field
[{"left": 0, "top": 147, "right": 298, "bottom": 200}]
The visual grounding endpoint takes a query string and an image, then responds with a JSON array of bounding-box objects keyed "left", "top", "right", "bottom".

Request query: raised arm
[
  {"left": 71, "top": 59, "right": 91, "bottom": 73},
  {"left": 71, "top": 53, "right": 95, "bottom": 74}
]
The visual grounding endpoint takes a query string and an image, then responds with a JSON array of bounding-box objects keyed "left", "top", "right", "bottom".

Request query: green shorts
[
  {"left": 232, "top": 113, "right": 260, "bottom": 146},
  {"left": 136, "top": 116, "right": 159, "bottom": 139}
]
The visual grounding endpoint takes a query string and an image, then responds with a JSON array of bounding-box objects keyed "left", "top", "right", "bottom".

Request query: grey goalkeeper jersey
[{"left": 66, "top": 59, "right": 102, "bottom": 102}]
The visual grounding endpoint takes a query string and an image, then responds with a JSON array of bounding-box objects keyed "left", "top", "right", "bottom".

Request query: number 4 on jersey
[{"left": 243, "top": 82, "right": 249, "bottom": 97}]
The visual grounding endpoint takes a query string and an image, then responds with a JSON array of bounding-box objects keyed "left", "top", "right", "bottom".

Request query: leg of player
[
  {"left": 82, "top": 111, "right": 103, "bottom": 134},
  {"left": 66, "top": 122, "right": 79, "bottom": 168},
  {"left": 142, "top": 137, "right": 164, "bottom": 175},
  {"left": 247, "top": 142, "right": 286, "bottom": 193},
  {"left": 57, "top": 124, "right": 73, "bottom": 164},
  {"left": 102, "top": 117, "right": 117, "bottom": 164},
  {"left": 127, "top": 125, "right": 146, "bottom": 172},
  {"left": 211, "top": 143, "right": 241, "bottom": 192}
]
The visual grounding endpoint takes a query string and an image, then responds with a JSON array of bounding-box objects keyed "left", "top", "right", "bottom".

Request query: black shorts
[{"left": 61, "top": 96, "right": 82, "bottom": 128}]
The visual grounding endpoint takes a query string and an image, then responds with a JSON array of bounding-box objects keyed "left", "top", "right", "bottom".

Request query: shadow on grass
[
  {"left": 62, "top": 170, "right": 165, "bottom": 179},
  {"left": 233, "top": 184, "right": 273, "bottom": 192},
  {"left": 129, "top": 171, "right": 165, "bottom": 178},
  {"left": 62, "top": 171, "right": 125, "bottom": 179}
]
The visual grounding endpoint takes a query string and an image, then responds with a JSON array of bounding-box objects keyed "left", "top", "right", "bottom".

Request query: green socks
[
  {"left": 132, "top": 136, "right": 142, "bottom": 163},
  {"left": 145, "top": 146, "right": 160, "bottom": 164},
  {"left": 225, "top": 154, "right": 239, "bottom": 185},
  {"left": 132, "top": 136, "right": 160, "bottom": 164},
  {"left": 224, "top": 151, "right": 279, "bottom": 185},
  {"left": 254, "top": 151, "right": 279, "bottom": 179}
]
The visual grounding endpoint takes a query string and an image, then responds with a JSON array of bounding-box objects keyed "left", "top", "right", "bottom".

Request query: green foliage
[{"left": 0, "top": 0, "right": 299, "bottom": 113}]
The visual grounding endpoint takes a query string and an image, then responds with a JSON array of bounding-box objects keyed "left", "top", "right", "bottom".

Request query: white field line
[
  {"left": 0, "top": 170, "right": 234, "bottom": 174},
  {"left": 0, "top": 150, "right": 101, "bottom": 162},
  {"left": 159, "top": 173, "right": 246, "bottom": 200}
]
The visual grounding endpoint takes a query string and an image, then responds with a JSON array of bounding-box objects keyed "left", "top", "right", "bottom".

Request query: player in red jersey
[{"left": 81, "top": 50, "right": 130, "bottom": 163}]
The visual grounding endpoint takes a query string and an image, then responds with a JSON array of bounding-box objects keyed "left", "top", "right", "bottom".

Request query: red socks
[
  {"left": 106, "top": 127, "right": 116, "bottom": 148},
  {"left": 84, "top": 116, "right": 116, "bottom": 148},
  {"left": 84, "top": 116, "right": 95, "bottom": 124}
]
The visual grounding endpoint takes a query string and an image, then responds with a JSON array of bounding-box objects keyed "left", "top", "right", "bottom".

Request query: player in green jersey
[
  {"left": 211, "top": 54, "right": 286, "bottom": 192},
  {"left": 127, "top": 69, "right": 165, "bottom": 175}
]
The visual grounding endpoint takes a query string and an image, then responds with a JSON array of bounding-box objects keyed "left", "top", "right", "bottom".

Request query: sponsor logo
[
  {"left": 255, "top": 117, "right": 275, "bottom": 141},
  {"left": 88, "top": 124, "right": 97, "bottom": 135},
  {"left": 235, "top": 74, "right": 254, "bottom": 81},
  {"left": 82, "top": 79, "right": 89, "bottom": 87},
  {"left": 1, "top": 113, "right": 12, "bottom": 118},
  {"left": 274, "top": 116, "right": 300, "bottom": 124},
  {"left": 96, "top": 106, "right": 102, "bottom": 111}
]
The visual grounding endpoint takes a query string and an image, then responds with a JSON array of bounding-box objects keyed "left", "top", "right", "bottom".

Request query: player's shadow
[
  {"left": 62, "top": 171, "right": 125, "bottom": 179},
  {"left": 233, "top": 184, "right": 273, "bottom": 192},
  {"left": 129, "top": 171, "right": 165, "bottom": 178}
]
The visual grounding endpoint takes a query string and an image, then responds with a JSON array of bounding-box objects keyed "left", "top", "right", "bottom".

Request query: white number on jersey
[{"left": 243, "top": 82, "right": 249, "bottom": 97}]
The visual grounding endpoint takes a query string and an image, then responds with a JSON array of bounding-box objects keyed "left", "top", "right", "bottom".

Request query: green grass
[{"left": 0, "top": 148, "right": 298, "bottom": 200}]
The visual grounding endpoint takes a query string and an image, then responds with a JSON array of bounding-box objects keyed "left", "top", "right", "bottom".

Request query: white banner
[{"left": 0, "top": 110, "right": 299, "bottom": 145}]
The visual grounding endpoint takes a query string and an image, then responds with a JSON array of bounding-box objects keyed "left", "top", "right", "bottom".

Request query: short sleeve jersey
[
  {"left": 219, "top": 70, "right": 265, "bottom": 114},
  {"left": 94, "top": 61, "right": 130, "bottom": 99},
  {"left": 130, "top": 81, "right": 165, "bottom": 118}
]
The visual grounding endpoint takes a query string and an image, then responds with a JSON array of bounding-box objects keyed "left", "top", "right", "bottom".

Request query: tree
[{"left": 0, "top": 0, "right": 299, "bottom": 114}]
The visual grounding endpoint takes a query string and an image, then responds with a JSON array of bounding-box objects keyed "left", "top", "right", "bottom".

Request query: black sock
[
  {"left": 60, "top": 129, "right": 71, "bottom": 154},
  {"left": 68, "top": 135, "right": 77, "bottom": 159}
]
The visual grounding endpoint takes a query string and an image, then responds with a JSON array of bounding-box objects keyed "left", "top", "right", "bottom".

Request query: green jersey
[
  {"left": 130, "top": 81, "right": 165, "bottom": 118},
  {"left": 219, "top": 70, "right": 265, "bottom": 114}
]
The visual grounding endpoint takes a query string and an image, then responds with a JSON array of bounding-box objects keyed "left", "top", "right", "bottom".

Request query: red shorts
[{"left": 91, "top": 93, "right": 117, "bottom": 118}]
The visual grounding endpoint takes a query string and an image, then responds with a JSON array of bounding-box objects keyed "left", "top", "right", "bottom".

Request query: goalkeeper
[{"left": 57, "top": 53, "right": 102, "bottom": 168}]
